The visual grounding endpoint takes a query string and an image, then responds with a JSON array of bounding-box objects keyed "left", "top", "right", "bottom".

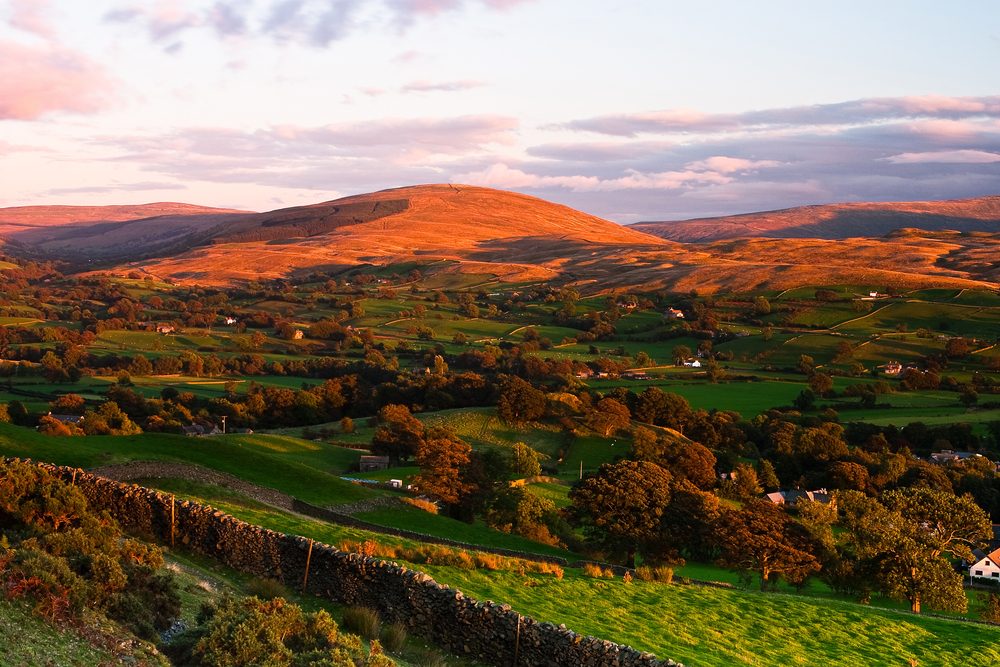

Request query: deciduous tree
[
  {"left": 570, "top": 460, "right": 673, "bottom": 567},
  {"left": 839, "top": 488, "right": 992, "bottom": 613},
  {"left": 716, "top": 499, "right": 820, "bottom": 590}
]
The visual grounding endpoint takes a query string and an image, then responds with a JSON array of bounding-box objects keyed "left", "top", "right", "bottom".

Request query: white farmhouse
[{"left": 970, "top": 547, "right": 1000, "bottom": 582}]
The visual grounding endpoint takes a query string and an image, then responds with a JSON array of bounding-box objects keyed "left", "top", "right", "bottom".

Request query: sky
[{"left": 1, "top": 0, "right": 999, "bottom": 222}]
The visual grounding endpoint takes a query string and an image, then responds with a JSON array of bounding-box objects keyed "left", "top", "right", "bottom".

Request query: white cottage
[{"left": 970, "top": 547, "right": 1000, "bottom": 582}]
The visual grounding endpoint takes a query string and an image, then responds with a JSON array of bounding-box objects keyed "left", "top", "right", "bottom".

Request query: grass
[
  {"left": 0, "top": 601, "right": 132, "bottom": 666},
  {"left": 524, "top": 481, "right": 572, "bottom": 509},
  {"left": 60, "top": 471, "right": 1000, "bottom": 667},
  {"left": 417, "top": 566, "right": 1000, "bottom": 667},
  {"left": 356, "top": 505, "right": 577, "bottom": 559},
  {"left": 0, "top": 423, "right": 376, "bottom": 507}
]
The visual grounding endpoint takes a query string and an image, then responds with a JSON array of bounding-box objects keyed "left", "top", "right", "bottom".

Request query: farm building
[
  {"left": 765, "top": 488, "right": 833, "bottom": 505},
  {"left": 359, "top": 455, "right": 391, "bottom": 472},
  {"left": 970, "top": 547, "right": 1000, "bottom": 582}
]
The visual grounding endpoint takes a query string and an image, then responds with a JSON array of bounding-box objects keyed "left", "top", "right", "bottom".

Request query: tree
[
  {"left": 633, "top": 387, "right": 692, "bottom": 430},
  {"left": 839, "top": 488, "right": 992, "bottom": 613},
  {"left": 413, "top": 428, "right": 472, "bottom": 506},
  {"left": 758, "top": 459, "right": 780, "bottom": 492},
  {"left": 370, "top": 404, "right": 425, "bottom": 463},
  {"left": 671, "top": 345, "right": 692, "bottom": 364},
  {"left": 81, "top": 401, "right": 142, "bottom": 436},
  {"left": 50, "top": 393, "right": 86, "bottom": 414},
  {"left": 793, "top": 389, "right": 816, "bottom": 411},
  {"left": 808, "top": 372, "right": 834, "bottom": 397},
  {"left": 586, "top": 397, "right": 631, "bottom": 437},
  {"left": 980, "top": 591, "right": 1000, "bottom": 624},
  {"left": 511, "top": 442, "right": 542, "bottom": 478},
  {"left": 656, "top": 479, "right": 721, "bottom": 562},
  {"left": 634, "top": 436, "right": 717, "bottom": 491},
  {"left": 633, "top": 351, "right": 653, "bottom": 368},
  {"left": 945, "top": 337, "right": 971, "bottom": 359},
  {"left": 724, "top": 462, "right": 763, "bottom": 500},
  {"left": 752, "top": 296, "right": 771, "bottom": 315},
  {"left": 716, "top": 499, "right": 821, "bottom": 590},
  {"left": 827, "top": 461, "right": 870, "bottom": 492},
  {"left": 496, "top": 376, "right": 546, "bottom": 424},
  {"left": 569, "top": 460, "right": 673, "bottom": 567}
]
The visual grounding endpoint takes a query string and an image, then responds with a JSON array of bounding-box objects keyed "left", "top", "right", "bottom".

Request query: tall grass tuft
[
  {"left": 245, "top": 578, "right": 290, "bottom": 600},
  {"left": 635, "top": 565, "right": 674, "bottom": 583},
  {"left": 380, "top": 621, "right": 408, "bottom": 653},
  {"left": 343, "top": 606, "right": 381, "bottom": 640}
]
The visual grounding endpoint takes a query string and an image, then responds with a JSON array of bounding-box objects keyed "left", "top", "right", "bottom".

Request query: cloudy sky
[{"left": 2, "top": 0, "right": 999, "bottom": 222}]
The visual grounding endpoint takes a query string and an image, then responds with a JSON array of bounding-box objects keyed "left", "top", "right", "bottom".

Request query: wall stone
[{"left": 28, "top": 461, "right": 681, "bottom": 667}]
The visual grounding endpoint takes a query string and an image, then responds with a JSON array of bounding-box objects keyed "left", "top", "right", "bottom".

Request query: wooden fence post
[
  {"left": 71, "top": 469, "right": 77, "bottom": 486},
  {"left": 513, "top": 613, "right": 521, "bottom": 666},
  {"left": 302, "top": 539, "right": 315, "bottom": 593},
  {"left": 170, "top": 495, "right": 176, "bottom": 548}
]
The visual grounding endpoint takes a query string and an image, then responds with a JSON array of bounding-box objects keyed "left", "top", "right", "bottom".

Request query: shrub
[
  {"left": 343, "top": 605, "right": 381, "bottom": 640},
  {"left": 380, "top": 621, "right": 408, "bottom": 653},
  {"left": 635, "top": 565, "right": 674, "bottom": 584},
  {"left": 188, "top": 597, "right": 394, "bottom": 666},
  {"left": 401, "top": 496, "right": 439, "bottom": 514},
  {"left": 582, "top": 563, "right": 615, "bottom": 579}
]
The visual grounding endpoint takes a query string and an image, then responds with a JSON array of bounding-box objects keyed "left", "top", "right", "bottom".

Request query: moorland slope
[
  {"left": 2, "top": 186, "right": 998, "bottom": 292},
  {"left": 633, "top": 196, "right": 1000, "bottom": 241}
]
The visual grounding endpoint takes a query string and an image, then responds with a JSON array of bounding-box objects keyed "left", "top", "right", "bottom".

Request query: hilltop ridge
[{"left": 632, "top": 196, "right": 1000, "bottom": 242}]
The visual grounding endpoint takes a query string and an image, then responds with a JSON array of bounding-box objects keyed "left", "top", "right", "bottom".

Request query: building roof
[{"left": 973, "top": 546, "right": 1000, "bottom": 566}]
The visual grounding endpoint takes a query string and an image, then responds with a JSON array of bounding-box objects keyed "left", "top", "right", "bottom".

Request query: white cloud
[{"left": 882, "top": 150, "right": 1000, "bottom": 164}]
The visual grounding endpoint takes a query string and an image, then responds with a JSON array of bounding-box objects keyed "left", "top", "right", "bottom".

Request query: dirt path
[{"left": 88, "top": 461, "right": 296, "bottom": 511}]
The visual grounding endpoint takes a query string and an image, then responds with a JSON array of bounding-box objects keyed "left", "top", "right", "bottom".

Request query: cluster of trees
[
  {"left": 373, "top": 404, "right": 570, "bottom": 548},
  {"left": 568, "top": 458, "right": 992, "bottom": 613}
]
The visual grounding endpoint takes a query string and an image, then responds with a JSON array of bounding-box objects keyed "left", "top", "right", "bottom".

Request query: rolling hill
[
  {"left": 632, "top": 196, "right": 1000, "bottom": 242},
  {"left": 1, "top": 186, "right": 998, "bottom": 292}
]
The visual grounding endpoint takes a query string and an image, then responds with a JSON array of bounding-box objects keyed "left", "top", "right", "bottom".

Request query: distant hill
[
  {"left": 1, "top": 184, "right": 669, "bottom": 283},
  {"left": 2, "top": 186, "right": 998, "bottom": 292},
  {"left": 0, "top": 202, "right": 250, "bottom": 235},
  {"left": 632, "top": 196, "right": 1000, "bottom": 242}
]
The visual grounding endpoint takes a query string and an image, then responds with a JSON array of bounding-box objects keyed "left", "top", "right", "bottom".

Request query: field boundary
[{"left": 30, "top": 460, "right": 678, "bottom": 667}]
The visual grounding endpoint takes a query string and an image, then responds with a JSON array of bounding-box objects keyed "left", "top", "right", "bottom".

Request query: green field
[
  {"left": 144, "top": 477, "right": 1000, "bottom": 667},
  {"left": 0, "top": 423, "right": 374, "bottom": 507}
]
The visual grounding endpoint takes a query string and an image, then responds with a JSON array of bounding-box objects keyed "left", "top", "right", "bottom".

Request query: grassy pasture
[
  {"left": 417, "top": 564, "right": 1000, "bottom": 667},
  {"left": 837, "top": 301, "right": 1000, "bottom": 338},
  {"left": 0, "top": 423, "right": 375, "bottom": 507},
  {"left": 131, "top": 476, "right": 1000, "bottom": 667}
]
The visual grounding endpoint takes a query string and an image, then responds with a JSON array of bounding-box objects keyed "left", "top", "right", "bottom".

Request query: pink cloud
[
  {"left": 0, "top": 41, "right": 114, "bottom": 120},
  {"left": 684, "top": 156, "right": 782, "bottom": 173},
  {"left": 8, "top": 0, "right": 54, "bottom": 38},
  {"left": 457, "top": 164, "right": 731, "bottom": 192},
  {"left": 883, "top": 150, "right": 1000, "bottom": 165},
  {"left": 567, "top": 95, "right": 1000, "bottom": 136}
]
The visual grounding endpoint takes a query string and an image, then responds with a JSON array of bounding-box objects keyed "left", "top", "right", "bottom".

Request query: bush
[
  {"left": 581, "top": 563, "right": 615, "bottom": 579},
  {"left": 380, "top": 621, "right": 408, "bottom": 653},
  {"left": 635, "top": 565, "right": 674, "bottom": 584},
  {"left": 343, "top": 605, "right": 381, "bottom": 640},
  {"left": 401, "top": 496, "right": 439, "bottom": 514},
  {"left": 188, "top": 596, "right": 394, "bottom": 666}
]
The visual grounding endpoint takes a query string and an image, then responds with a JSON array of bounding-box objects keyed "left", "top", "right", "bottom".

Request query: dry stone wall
[{"left": 30, "top": 462, "right": 680, "bottom": 667}]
